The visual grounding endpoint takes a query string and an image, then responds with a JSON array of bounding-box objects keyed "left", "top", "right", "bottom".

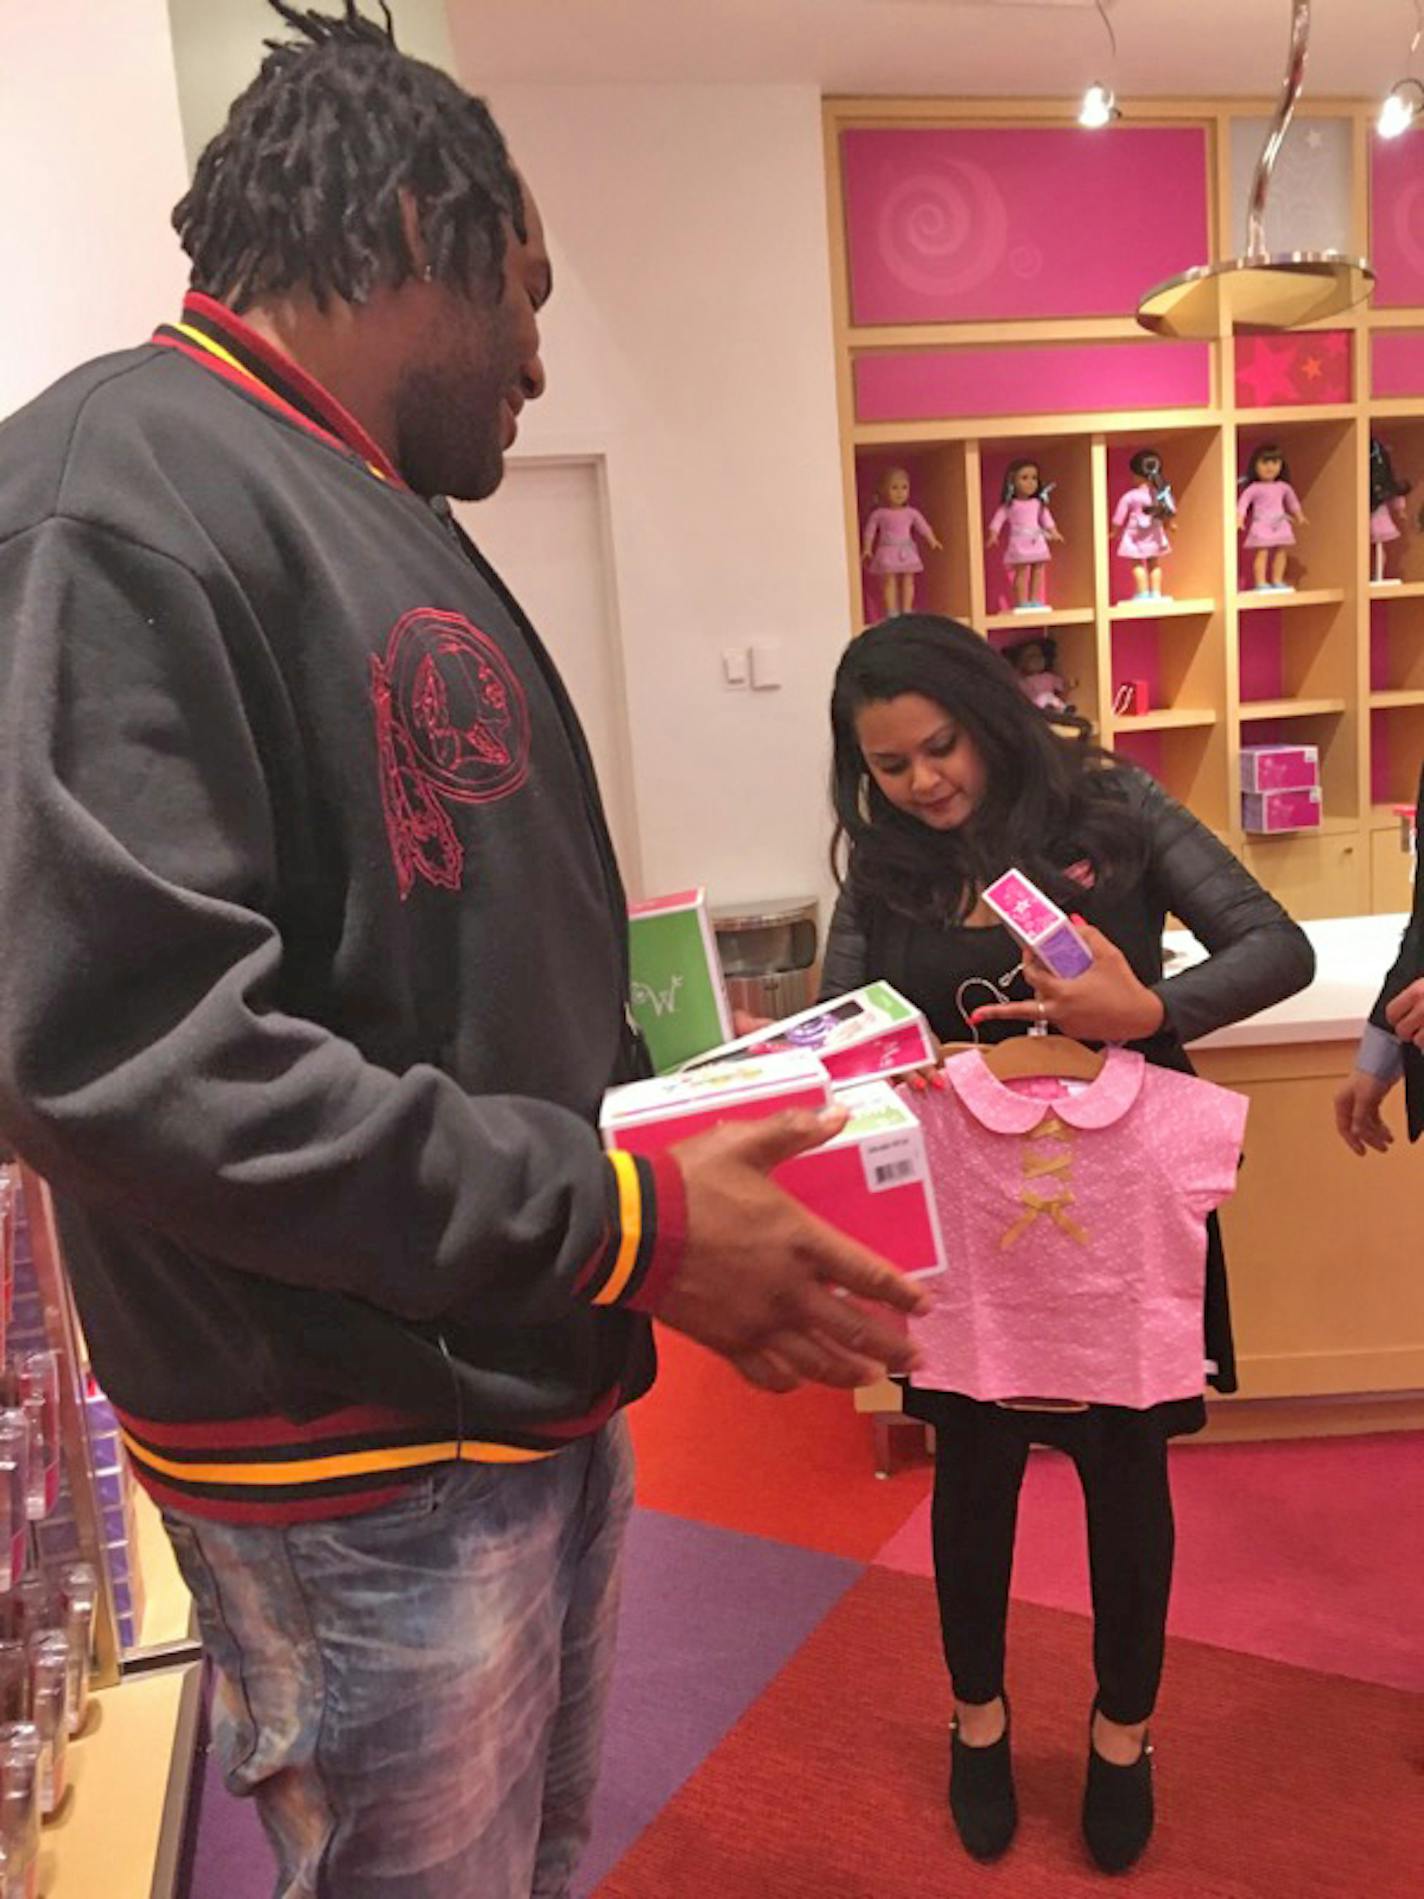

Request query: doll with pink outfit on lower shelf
[
  {"left": 1369, "top": 437, "right": 1413, "bottom": 586},
  {"left": 861, "top": 467, "right": 943, "bottom": 620},
  {"left": 987, "top": 458, "right": 1064, "bottom": 611},
  {"left": 1237, "top": 442, "right": 1309, "bottom": 592}
]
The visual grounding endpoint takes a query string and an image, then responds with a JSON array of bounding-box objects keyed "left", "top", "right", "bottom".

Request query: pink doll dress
[
  {"left": 1238, "top": 479, "right": 1302, "bottom": 550},
  {"left": 1371, "top": 499, "right": 1406, "bottom": 546},
  {"left": 1021, "top": 672, "right": 1067, "bottom": 711},
  {"left": 1113, "top": 484, "right": 1171, "bottom": 561},
  {"left": 865, "top": 506, "right": 932, "bottom": 575},
  {"left": 990, "top": 496, "right": 1056, "bottom": 567},
  {"left": 908, "top": 1049, "right": 1248, "bottom": 1410}
]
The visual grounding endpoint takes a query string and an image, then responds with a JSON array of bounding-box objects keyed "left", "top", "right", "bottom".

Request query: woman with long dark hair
[{"left": 824, "top": 616, "right": 1314, "bottom": 1874}]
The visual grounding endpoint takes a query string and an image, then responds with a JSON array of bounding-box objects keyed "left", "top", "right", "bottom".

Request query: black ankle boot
[
  {"left": 1081, "top": 1705, "right": 1155, "bottom": 1874},
  {"left": 948, "top": 1697, "right": 1017, "bottom": 1862}
]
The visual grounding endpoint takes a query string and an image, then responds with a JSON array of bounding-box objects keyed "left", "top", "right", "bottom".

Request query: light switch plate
[
  {"left": 722, "top": 647, "right": 749, "bottom": 687},
  {"left": 750, "top": 641, "right": 783, "bottom": 690}
]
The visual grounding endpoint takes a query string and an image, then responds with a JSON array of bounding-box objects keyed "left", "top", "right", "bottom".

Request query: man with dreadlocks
[{"left": 0, "top": 6, "right": 924, "bottom": 1893}]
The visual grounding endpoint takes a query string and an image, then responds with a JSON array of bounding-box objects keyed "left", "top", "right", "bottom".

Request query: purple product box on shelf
[
  {"left": 982, "top": 870, "right": 1095, "bottom": 979},
  {"left": 1240, "top": 743, "right": 1319, "bottom": 794}
]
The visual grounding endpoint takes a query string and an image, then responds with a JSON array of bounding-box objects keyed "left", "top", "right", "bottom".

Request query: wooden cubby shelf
[
  {"left": 1114, "top": 708, "right": 1219, "bottom": 733},
  {"left": 1109, "top": 596, "right": 1216, "bottom": 621},
  {"left": 983, "top": 607, "right": 1096, "bottom": 631},
  {"left": 1240, "top": 698, "right": 1348, "bottom": 722},
  {"left": 1237, "top": 589, "right": 1349, "bottom": 613},
  {"left": 830, "top": 94, "right": 1424, "bottom": 917}
]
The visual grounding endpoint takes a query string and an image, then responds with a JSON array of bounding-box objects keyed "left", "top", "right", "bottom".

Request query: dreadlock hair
[
  {"left": 173, "top": 1, "right": 525, "bottom": 312},
  {"left": 830, "top": 616, "right": 1144, "bottom": 926}
]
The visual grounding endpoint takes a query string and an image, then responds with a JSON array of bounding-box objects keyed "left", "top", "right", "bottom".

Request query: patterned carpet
[{"left": 184, "top": 1334, "right": 1424, "bottom": 1897}]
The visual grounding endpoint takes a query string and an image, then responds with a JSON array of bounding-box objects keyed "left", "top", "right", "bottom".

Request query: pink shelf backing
[
  {"left": 842, "top": 125, "right": 1209, "bottom": 326},
  {"left": 1372, "top": 331, "right": 1424, "bottom": 400},
  {"left": 1370, "top": 134, "right": 1424, "bottom": 308},
  {"left": 1235, "top": 332, "right": 1351, "bottom": 409},
  {"left": 855, "top": 341, "right": 1210, "bottom": 426}
]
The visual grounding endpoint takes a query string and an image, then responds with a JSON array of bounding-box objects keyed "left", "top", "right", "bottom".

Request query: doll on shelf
[
  {"left": 1369, "top": 437, "right": 1412, "bottom": 586},
  {"left": 861, "top": 467, "right": 943, "bottom": 619},
  {"left": 987, "top": 458, "right": 1064, "bottom": 611},
  {"left": 1112, "top": 447, "right": 1177, "bottom": 602},
  {"left": 1237, "top": 442, "right": 1308, "bottom": 592},
  {"left": 1005, "top": 635, "right": 1074, "bottom": 716}
]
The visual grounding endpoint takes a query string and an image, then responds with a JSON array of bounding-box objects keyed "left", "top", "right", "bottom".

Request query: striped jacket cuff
[{"left": 585, "top": 1151, "right": 686, "bottom": 1313}]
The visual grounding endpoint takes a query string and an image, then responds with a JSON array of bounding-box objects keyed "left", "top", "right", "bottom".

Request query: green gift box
[{"left": 628, "top": 888, "right": 733, "bottom": 1073}]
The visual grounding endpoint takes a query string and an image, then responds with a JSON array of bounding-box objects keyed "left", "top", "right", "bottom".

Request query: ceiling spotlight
[
  {"left": 1079, "top": 83, "right": 1119, "bottom": 129},
  {"left": 1378, "top": 77, "right": 1423, "bottom": 139}
]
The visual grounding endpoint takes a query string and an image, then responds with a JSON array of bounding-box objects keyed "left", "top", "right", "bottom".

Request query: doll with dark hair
[
  {"left": 1112, "top": 449, "right": 1176, "bottom": 602},
  {"left": 1369, "top": 438, "right": 1412, "bottom": 586},
  {"left": 1237, "top": 444, "right": 1307, "bottom": 592},
  {"left": 987, "top": 459, "right": 1064, "bottom": 612}
]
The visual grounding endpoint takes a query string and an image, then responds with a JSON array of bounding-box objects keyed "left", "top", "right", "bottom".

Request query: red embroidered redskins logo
[{"left": 371, "top": 609, "right": 531, "bottom": 899}]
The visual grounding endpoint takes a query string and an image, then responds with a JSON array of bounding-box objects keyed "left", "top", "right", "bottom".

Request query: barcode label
[{"left": 861, "top": 1133, "right": 923, "bottom": 1194}]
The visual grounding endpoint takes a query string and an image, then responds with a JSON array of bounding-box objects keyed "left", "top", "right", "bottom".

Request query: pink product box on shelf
[
  {"left": 981, "top": 870, "right": 1094, "bottom": 979},
  {"left": 599, "top": 1051, "right": 832, "bottom": 1160},
  {"left": 1242, "top": 787, "right": 1322, "bottom": 834},
  {"left": 1240, "top": 744, "right": 1319, "bottom": 794},
  {"left": 775, "top": 1081, "right": 945, "bottom": 1281},
  {"left": 685, "top": 982, "right": 937, "bottom": 1087}
]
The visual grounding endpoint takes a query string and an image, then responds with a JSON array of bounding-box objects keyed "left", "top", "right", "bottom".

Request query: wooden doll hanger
[{"left": 980, "top": 1014, "right": 1105, "bottom": 1084}]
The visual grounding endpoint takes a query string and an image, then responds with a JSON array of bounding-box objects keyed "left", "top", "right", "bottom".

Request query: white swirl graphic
[
  {"left": 875, "top": 159, "right": 1011, "bottom": 304},
  {"left": 1391, "top": 179, "right": 1424, "bottom": 287}
]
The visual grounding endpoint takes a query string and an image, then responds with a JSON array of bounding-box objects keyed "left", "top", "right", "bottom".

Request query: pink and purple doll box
[
  {"left": 1240, "top": 744, "right": 1319, "bottom": 794},
  {"left": 981, "top": 870, "right": 1095, "bottom": 979},
  {"left": 1242, "top": 786, "right": 1322, "bottom": 834}
]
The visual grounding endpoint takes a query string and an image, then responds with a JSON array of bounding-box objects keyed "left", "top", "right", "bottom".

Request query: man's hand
[
  {"left": 661, "top": 1109, "right": 931, "bottom": 1393},
  {"left": 1333, "top": 1070, "right": 1397, "bottom": 1157},
  {"left": 1385, "top": 977, "right": 1424, "bottom": 1047}
]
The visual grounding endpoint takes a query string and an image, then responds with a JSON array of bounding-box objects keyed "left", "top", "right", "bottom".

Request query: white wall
[
  {"left": 479, "top": 82, "right": 850, "bottom": 914},
  {"left": 0, "top": 0, "right": 190, "bottom": 419},
  {"left": 167, "top": 0, "right": 460, "bottom": 171}
]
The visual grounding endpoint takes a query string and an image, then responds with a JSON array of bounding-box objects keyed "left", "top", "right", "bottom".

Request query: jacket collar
[
  {"left": 152, "top": 292, "right": 406, "bottom": 490},
  {"left": 946, "top": 1046, "right": 1146, "bottom": 1133}
]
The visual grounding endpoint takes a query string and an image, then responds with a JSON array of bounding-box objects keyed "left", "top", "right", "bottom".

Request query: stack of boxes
[{"left": 1241, "top": 743, "right": 1322, "bottom": 834}]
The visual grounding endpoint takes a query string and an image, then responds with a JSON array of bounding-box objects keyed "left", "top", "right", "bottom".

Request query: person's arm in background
[
  {"left": 1336, "top": 774, "right": 1424, "bottom": 1155},
  {"left": 0, "top": 522, "right": 925, "bottom": 1387},
  {"left": 818, "top": 886, "right": 871, "bottom": 1001}
]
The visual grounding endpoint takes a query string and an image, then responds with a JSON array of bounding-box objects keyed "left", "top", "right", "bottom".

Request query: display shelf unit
[{"left": 827, "top": 94, "right": 1424, "bottom": 917}]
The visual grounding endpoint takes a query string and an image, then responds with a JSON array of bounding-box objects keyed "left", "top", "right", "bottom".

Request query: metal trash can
[{"left": 711, "top": 898, "right": 819, "bottom": 1021}]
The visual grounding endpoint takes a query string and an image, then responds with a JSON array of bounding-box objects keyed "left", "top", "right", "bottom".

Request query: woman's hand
[
  {"left": 970, "top": 921, "right": 1166, "bottom": 1044},
  {"left": 1384, "top": 977, "right": 1424, "bottom": 1046},
  {"left": 1333, "top": 1071, "right": 1397, "bottom": 1156},
  {"left": 894, "top": 1038, "right": 949, "bottom": 1096}
]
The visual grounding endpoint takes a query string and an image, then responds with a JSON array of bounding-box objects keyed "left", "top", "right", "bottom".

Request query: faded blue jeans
[{"left": 162, "top": 1418, "right": 634, "bottom": 1898}]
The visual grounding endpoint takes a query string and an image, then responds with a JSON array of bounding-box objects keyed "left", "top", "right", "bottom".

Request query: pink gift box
[
  {"left": 982, "top": 869, "right": 1094, "bottom": 979},
  {"left": 599, "top": 1051, "right": 831, "bottom": 1160},
  {"left": 688, "top": 981, "right": 937, "bottom": 1087},
  {"left": 1242, "top": 786, "right": 1322, "bottom": 833},
  {"left": 1240, "top": 744, "right": 1319, "bottom": 794},
  {"left": 604, "top": 1069, "right": 945, "bottom": 1279}
]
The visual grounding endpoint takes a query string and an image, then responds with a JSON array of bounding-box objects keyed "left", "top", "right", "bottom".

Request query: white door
[{"left": 453, "top": 459, "right": 642, "bottom": 896}]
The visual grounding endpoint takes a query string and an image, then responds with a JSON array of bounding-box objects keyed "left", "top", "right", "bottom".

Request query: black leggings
[{"left": 927, "top": 1394, "right": 1175, "bottom": 1727}]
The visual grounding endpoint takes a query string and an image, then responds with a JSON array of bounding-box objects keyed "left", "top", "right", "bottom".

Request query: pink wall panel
[
  {"left": 1239, "top": 611, "right": 1285, "bottom": 704},
  {"left": 1370, "top": 135, "right": 1424, "bottom": 308},
  {"left": 1235, "top": 332, "right": 1351, "bottom": 408},
  {"left": 1372, "top": 330, "right": 1424, "bottom": 399},
  {"left": 1372, "top": 710, "right": 1391, "bottom": 807},
  {"left": 842, "top": 126, "right": 1210, "bottom": 325},
  {"left": 854, "top": 341, "right": 1210, "bottom": 424},
  {"left": 1110, "top": 622, "right": 1163, "bottom": 709}
]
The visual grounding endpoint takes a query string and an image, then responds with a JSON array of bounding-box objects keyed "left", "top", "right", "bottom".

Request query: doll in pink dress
[
  {"left": 1369, "top": 437, "right": 1412, "bottom": 586},
  {"left": 1006, "top": 636, "right": 1074, "bottom": 717},
  {"left": 987, "top": 459, "right": 1064, "bottom": 611},
  {"left": 1237, "top": 443, "right": 1308, "bottom": 592},
  {"left": 861, "top": 467, "right": 943, "bottom": 620},
  {"left": 1112, "top": 448, "right": 1176, "bottom": 602}
]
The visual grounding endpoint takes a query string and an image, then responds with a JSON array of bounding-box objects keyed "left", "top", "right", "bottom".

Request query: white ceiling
[{"left": 446, "top": 0, "right": 1415, "bottom": 100}]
